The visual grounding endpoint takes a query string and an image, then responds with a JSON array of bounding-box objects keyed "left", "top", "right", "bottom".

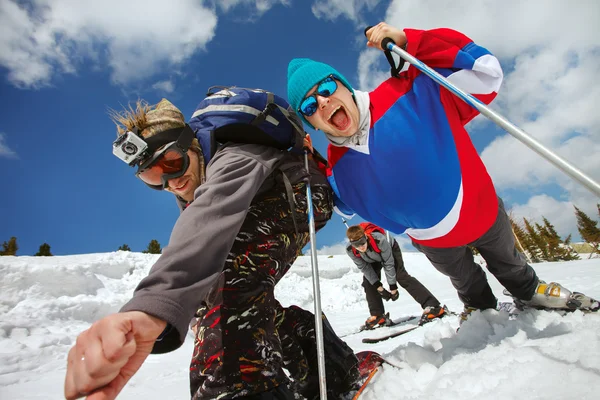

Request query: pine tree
[
  {"left": 523, "top": 218, "right": 545, "bottom": 262},
  {"left": 539, "top": 217, "right": 579, "bottom": 261},
  {"left": 561, "top": 234, "right": 580, "bottom": 261},
  {"left": 118, "top": 244, "right": 131, "bottom": 251},
  {"left": 143, "top": 239, "right": 161, "bottom": 254},
  {"left": 508, "top": 215, "right": 533, "bottom": 263},
  {"left": 34, "top": 243, "right": 53, "bottom": 256},
  {"left": 574, "top": 205, "right": 600, "bottom": 257},
  {"left": 0, "top": 237, "right": 18, "bottom": 256}
]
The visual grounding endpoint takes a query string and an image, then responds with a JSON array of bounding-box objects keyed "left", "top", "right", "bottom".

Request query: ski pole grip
[
  {"left": 381, "top": 37, "right": 395, "bottom": 50},
  {"left": 364, "top": 26, "right": 396, "bottom": 50}
]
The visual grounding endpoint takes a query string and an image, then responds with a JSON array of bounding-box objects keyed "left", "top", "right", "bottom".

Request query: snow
[{"left": 1, "top": 251, "right": 599, "bottom": 399}]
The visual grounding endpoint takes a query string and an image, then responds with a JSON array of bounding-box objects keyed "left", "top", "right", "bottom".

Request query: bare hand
[
  {"left": 64, "top": 311, "right": 167, "bottom": 400},
  {"left": 303, "top": 134, "right": 314, "bottom": 153},
  {"left": 366, "top": 22, "right": 407, "bottom": 51}
]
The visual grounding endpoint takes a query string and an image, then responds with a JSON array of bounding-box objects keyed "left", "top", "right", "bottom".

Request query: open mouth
[{"left": 328, "top": 106, "right": 351, "bottom": 131}]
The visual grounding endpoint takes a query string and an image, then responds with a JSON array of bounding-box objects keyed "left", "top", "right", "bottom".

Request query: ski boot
[
  {"left": 458, "top": 305, "right": 479, "bottom": 327},
  {"left": 362, "top": 312, "right": 393, "bottom": 330},
  {"left": 419, "top": 305, "right": 448, "bottom": 326},
  {"left": 505, "top": 281, "right": 600, "bottom": 312}
]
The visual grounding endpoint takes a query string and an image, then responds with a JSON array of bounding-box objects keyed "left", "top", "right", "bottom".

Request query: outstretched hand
[
  {"left": 64, "top": 311, "right": 167, "bottom": 400},
  {"left": 365, "top": 22, "right": 407, "bottom": 51}
]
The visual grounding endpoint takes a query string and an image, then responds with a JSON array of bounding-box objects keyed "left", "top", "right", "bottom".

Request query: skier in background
[{"left": 346, "top": 223, "right": 446, "bottom": 329}]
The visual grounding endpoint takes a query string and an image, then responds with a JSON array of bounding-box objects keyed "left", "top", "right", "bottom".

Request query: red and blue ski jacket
[{"left": 327, "top": 28, "right": 503, "bottom": 248}]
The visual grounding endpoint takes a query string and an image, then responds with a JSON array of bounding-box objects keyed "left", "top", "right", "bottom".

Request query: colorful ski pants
[{"left": 189, "top": 180, "right": 341, "bottom": 399}]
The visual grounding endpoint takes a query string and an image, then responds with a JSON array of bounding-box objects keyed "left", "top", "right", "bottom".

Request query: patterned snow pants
[{"left": 189, "top": 179, "right": 342, "bottom": 399}]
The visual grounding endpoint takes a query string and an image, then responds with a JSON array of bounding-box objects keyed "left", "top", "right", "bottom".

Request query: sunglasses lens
[
  {"left": 300, "top": 96, "right": 318, "bottom": 117},
  {"left": 138, "top": 149, "right": 185, "bottom": 186},
  {"left": 299, "top": 77, "right": 338, "bottom": 117},
  {"left": 317, "top": 78, "right": 337, "bottom": 97}
]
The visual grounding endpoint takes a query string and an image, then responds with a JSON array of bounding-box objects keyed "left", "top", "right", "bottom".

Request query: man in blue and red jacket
[{"left": 287, "top": 22, "right": 599, "bottom": 322}]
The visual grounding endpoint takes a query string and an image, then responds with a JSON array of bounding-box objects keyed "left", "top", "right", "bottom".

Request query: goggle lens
[
  {"left": 350, "top": 236, "right": 368, "bottom": 248},
  {"left": 138, "top": 148, "right": 185, "bottom": 186},
  {"left": 299, "top": 76, "right": 338, "bottom": 117}
]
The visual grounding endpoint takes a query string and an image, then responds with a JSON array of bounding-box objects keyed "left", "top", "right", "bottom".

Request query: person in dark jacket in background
[
  {"left": 346, "top": 223, "right": 446, "bottom": 328},
  {"left": 64, "top": 96, "right": 358, "bottom": 400}
]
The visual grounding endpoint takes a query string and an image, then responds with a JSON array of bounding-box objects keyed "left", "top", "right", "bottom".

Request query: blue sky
[{"left": 1, "top": 0, "right": 599, "bottom": 256}]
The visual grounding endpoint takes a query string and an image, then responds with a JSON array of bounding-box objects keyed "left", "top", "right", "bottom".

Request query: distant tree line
[
  {"left": 2, "top": 205, "right": 598, "bottom": 259},
  {"left": 0, "top": 238, "right": 163, "bottom": 256},
  {"left": 508, "top": 204, "right": 599, "bottom": 262}
]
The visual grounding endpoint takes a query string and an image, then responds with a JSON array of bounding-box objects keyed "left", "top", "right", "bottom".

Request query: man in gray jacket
[
  {"left": 346, "top": 223, "right": 446, "bottom": 328},
  {"left": 64, "top": 97, "right": 358, "bottom": 400}
]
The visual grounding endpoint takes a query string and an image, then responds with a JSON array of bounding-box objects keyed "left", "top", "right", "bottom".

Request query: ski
[
  {"left": 352, "top": 367, "right": 380, "bottom": 400},
  {"left": 341, "top": 314, "right": 417, "bottom": 338},
  {"left": 361, "top": 325, "right": 420, "bottom": 344},
  {"left": 352, "top": 351, "right": 403, "bottom": 399}
]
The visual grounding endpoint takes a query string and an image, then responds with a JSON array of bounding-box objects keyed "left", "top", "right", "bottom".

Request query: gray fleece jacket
[
  {"left": 346, "top": 231, "right": 397, "bottom": 288},
  {"left": 120, "top": 142, "right": 326, "bottom": 353}
]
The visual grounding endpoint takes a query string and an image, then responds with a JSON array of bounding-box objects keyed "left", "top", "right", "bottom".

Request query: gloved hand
[
  {"left": 390, "top": 290, "right": 399, "bottom": 301},
  {"left": 377, "top": 286, "right": 392, "bottom": 301}
]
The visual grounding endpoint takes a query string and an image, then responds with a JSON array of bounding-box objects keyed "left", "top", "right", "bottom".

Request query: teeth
[{"left": 327, "top": 106, "right": 341, "bottom": 121}]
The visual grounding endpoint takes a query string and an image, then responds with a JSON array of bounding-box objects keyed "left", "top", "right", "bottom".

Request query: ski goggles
[
  {"left": 134, "top": 125, "right": 195, "bottom": 190},
  {"left": 350, "top": 235, "right": 368, "bottom": 248},
  {"left": 298, "top": 75, "right": 338, "bottom": 117}
]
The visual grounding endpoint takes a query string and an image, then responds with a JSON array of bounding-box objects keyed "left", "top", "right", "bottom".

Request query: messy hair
[
  {"left": 346, "top": 225, "right": 365, "bottom": 241},
  {"left": 108, "top": 99, "right": 202, "bottom": 154},
  {"left": 109, "top": 99, "right": 153, "bottom": 137}
]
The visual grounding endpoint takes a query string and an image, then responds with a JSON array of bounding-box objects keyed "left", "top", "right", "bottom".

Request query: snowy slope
[{"left": 1, "top": 252, "right": 599, "bottom": 399}]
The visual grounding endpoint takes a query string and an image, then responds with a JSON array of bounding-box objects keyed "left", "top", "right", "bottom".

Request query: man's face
[
  {"left": 164, "top": 150, "right": 201, "bottom": 202},
  {"left": 304, "top": 78, "right": 359, "bottom": 137}
]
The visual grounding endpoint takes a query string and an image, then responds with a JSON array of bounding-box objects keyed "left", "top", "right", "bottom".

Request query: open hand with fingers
[{"left": 64, "top": 311, "right": 167, "bottom": 400}]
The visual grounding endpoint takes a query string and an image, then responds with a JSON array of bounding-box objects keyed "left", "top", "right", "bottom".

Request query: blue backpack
[{"left": 188, "top": 86, "right": 307, "bottom": 164}]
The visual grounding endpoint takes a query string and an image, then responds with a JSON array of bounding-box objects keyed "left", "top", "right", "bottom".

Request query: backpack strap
[
  {"left": 368, "top": 234, "right": 381, "bottom": 253},
  {"left": 280, "top": 169, "right": 299, "bottom": 237},
  {"left": 358, "top": 222, "right": 385, "bottom": 253}
]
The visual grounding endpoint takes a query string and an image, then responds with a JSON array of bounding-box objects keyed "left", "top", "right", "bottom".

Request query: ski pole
[
  {"left": 367, "top": 28, "right": 600, "bottom": 198},
  {"left": 304, "top": 150, "right": 328, "bottom": 399},
  {"left": 341, "top": 218, "right": 349, "bottom": 228}
]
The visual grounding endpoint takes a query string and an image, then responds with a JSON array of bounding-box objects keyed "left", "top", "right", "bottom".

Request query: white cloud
[
  {"left": 0, "top": 133, "right": 18, "bottom": 158},
  {"left": 216, "top": 0, "right": 290, "bottom": 14},
  {"left": 0, "top": 0, "right": 288, "bottom": 88},
  {"left": 152, "top": 80, "right": 175, "bottom": 94},
  {"left": 314, "top": 240, "right": 349, "bottom": 255},
  {"left": 311, "top": 0, "right": 382, "bottom": 22}
]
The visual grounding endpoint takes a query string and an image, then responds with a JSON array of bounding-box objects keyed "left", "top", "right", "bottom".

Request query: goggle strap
[{"left": 144, "top": 125, "right": 195, "bottom": 153}]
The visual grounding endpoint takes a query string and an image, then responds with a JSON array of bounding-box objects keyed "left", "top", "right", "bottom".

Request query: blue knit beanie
[{"left": 287, "top": 58, "right": 354, "bottom": 128}]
